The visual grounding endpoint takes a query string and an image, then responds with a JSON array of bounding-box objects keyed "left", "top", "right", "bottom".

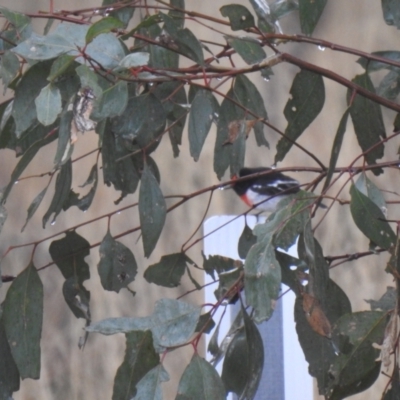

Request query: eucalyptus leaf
[
  {"left": 35, "top": 83, "right": 62, "bottom": 126},
  {"left": 139, "top": 164, "right": 167, "bottom": 258},
  {"left": 299, "top": 0, "right": 327, "bottom": 36},
  {"left": 98, "top": 231, "right": 138, "bottom": 292},
  {"left": 3, "top": 263, "right": 43, "bottom": 379},
  {"left": 276, "top": 69, "right": 325, "bottom": 163},
  {"left": 220, "top": 5, "right": 255, "bottom": 31}
]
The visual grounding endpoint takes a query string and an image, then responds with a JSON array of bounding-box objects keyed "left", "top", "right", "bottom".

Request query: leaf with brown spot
[{"left": 302, "top": 292, "right": 332, "bottom": 338}]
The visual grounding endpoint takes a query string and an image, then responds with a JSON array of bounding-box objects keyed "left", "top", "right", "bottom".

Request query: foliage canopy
[{"left": 1, "top": 1, "right": 400, "bottom": 399}]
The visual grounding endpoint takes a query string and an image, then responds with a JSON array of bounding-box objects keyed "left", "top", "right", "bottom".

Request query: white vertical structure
[{"left": 203, "top": 215, "right": 313, "bottom": 400}]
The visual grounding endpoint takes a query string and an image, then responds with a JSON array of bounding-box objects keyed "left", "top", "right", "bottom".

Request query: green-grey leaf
[
  {"left": 3, "top": 263, "right": 43, "bottom": 379},
  {"left": 226, "top": 36, "right": 266, "bottom": 64},
  {"left": 91, "top": 81, "right": 128, "bottom": 121},
  {"left": 238, "top": 223, "right": 257, "bottom": 259},
  {"left": 42, "top": 159, "right": 72, "bottom": 227},
  {"left": 113, "top": 331, "right": 159, "bottom": 400},
  {"left": 35, "top": 83, "right": 62, "bottom": 126},
  {"left": 220, "top": 5, "right": 255, "bottom": 31},
  {"left": 0, "top": 6, "right": 31, "bottom": 39},
  {"left": 62, "top": 278, "right": 91, "bottom": 320},
  {"left": 49, "top": 230, "right": 90, "bottom": 283},
  {"left": 244, "top": 231, "right": 281, "bottom": 322},
  {"left": 382, "top": 0, "right": 400, "bottom": 28},
  {"left": 1, "top": 132, "right": 56, "bottom": 203},
  {"left": 377, "top": 69, "right": 400, "bottom": 100},
  {"left": 144, "top": 253, "right": 189, "bottom": 287},
  {"left": 221, "top": 306, "right": 264, "bottom": 398},
  {"left": 0, "top": 317, "right": 20, "bottom": 397},
  {"left": 102, "top": 0, "right": 136, "bottom": 28},
  {"left": 85, "top": 16, "right": 124, "bottom": 44},
  {"left": 275, "top": 69, "right": 325, "bottom": 163},
  {"left": 355, "top": 172, "right": 387, "bottom": 213},
  {"left": 98, "top": 231, "right": 138, "bottom": 292},
  {"left": 350, "top": 184, "right": 395, "bottom": 249},
  {"left": 323, "top": 108, "right": 350, "bottom": 192},
  {"left": 87, "top": 298, "right": 200, "bottom": 351},
  {"left": 0, "top": 50, "right": 19, "bottom": 93},
  {"left": 160, "top": 13, "right": 204, "bottom": 66},
  {"left": 11, "top": 32, "right": 71, "bottom": 60},
  {"left": 189, "top": 89, "right": 218, "bottom": 161},
  {"left": 75, "top": 65, "right": 102, "bottom": 98},
  {"left": 132, "top": 364, "right": 169, "bottom": 400},
  {"left": 139, "top": 164, "right": 167, "bottom": 258},
  {"left": 21, "top": 186, "right": 48, "bottom": 232},
  {"left": 298, "top": 0, "right": 327, "bottom": 36},
  {"left": 328, "top": 311, "right": 386, "bottom": 398},
  {"left": 119, "top": 52, "right": 150, "bottom": 69},
  {"left": 348, "top": 73, "right": 386, "bottom": 174},
  {"left": 47, "top": 54, "right": 76, "bottom": 82},
  {"left": 176, "top": 354, "right": 226, "bottom": 400},
  {"left": 12, "top": 60, "right": 52, "bottom": 136},
  {"left": 54, "top": 110, "right": 73, "bottom": 167}
]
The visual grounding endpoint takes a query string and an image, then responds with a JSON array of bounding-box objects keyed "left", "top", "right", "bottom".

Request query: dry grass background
[{"left": 0, "top": 1, "right": 399, "bottom": 399}]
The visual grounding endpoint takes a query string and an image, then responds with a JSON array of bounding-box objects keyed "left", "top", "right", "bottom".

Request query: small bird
[{"left": 232, "top": 167, "right": 300, "bottom": 212}]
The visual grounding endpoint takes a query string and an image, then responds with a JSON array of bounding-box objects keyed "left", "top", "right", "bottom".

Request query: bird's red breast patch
[{"left": 240, "top": 194, "right": 253, "bottom": 207}]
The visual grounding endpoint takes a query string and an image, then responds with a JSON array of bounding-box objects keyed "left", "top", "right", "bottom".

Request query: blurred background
[{"left": 0, "top": 1, "right": 399, "bottom": 399}]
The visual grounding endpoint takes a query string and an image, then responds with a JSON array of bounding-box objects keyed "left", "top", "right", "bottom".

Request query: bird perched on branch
[{"left": 232, "top": 167, "right": 300, "bottom": 212}]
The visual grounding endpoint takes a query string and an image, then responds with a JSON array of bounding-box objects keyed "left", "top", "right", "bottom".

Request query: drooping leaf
[
  {"left": 176, "top": 354, "right": 226, "bottom": 400},
  {"left": 112, "top": 92, "right": 166, "bottom": 148},
  {"left": 21, "top": 186, "right": 48, "bottom": 232},
  {"left": 160, "top": 13, "right": 204, "bottom": 66},
  {"left": 87, "top": 298, "right": 201, "bottom": 351},
  {"left": 91, "top": 81, "right": 128, "bottom": 121},
  {"left": 3, "top": 263, "right": 43, "bottom": 379},
  {"left": 248, "top": 0, "right": 276, "bottom": 32},
  {"left": 1, "top": 132, "right": 56, "bottom": 203},
  {"left": 42, "top": 159, "right": 72, "bottom": 227},
  {"left": 355, "top": 172, "right": 387, "bottom": 214},
  {"left": 350, "top": 184, "right": 395, "bottom": 250},
  {"left": 35, "top": 83, "right": 62, "bottom": 126},
  {"left": 54, "top": 110, "right": 73, "bottom": 167},
  {"left": 226, "top": 36, "right": 266, "bottom": 64},
  {"left": 102, "top": 0, "right": 136, "bottom": 27},
  {"left": 0, "top": 50, "right": 20, "bottom": 93},
  {"left": 62, "top": 277, "right": 91, "bottom": 320},
  {"left": 323, "top": 108, "right": 350, "bottom": 192},
  {"left": 238, "top": 222, "right": 257, "bottom": 259},
  {"left": 49, "top": 230, "right": 90, "bottom": 283},
  {"left": 382, "top": 0, "right": 400, "bottom": 29},
  {"left": 348, "top": 73, "right": 386, "bottom": 174},
  {"left": 119, "top": 52, "right": 150, "bottom": 69},
  {"left": 327, "top": 311, "right": 387, "bottom": 399},
  {"left": 0, "top": 6, "right": 32, "bottom": 42},
  {"left": 47, "top": 54, "right": 77, "bottom": 82},
  {"left": 188, "top": 89, "right": 219, "bottom": 161},
  {"left": 132, "top": 364, "right": 169, "bottom": 400},
  {"left": 244, "top": 225, "right": 281, "bottom": 322},
  {"left": 101, "top": 122, "right": 140, "bottom": 200},
  {"left": 85, "top": 16, "right": 124, "bottom": 44},
  {"left": 139, "top": 164, "right": 167, "bottom": 258},
  {"left": 98, "top": 231, "right": 138, "bottom": 292},
  {"left": 270, "top": 0, "right": 299, "bottom": 20},
  {"left": 0, "top": 317, "right": 20, "bottom": 397},
  {"left": 221, "top": 306, "right": 264, "bottom": 398},
  {"left": 298, "top": 0, "right": 327, "bottom": 35},
  {"left": 233, "top": 74, "right": 269, "bottom": 147},
  {"left": 144, "top": 253, "right": 190, "bottom": 287},
  {"left": 113, "top": 330, "right": 159, "bottom": 400},
  {"left": 275, "top": 69, "right": 325, "bottom": 163},
  {"left": 12, "top": 60, "right": 52, "bottom": 136},
  {"left": 220, "top": 4, "right": 255, "bottom": 30}
]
